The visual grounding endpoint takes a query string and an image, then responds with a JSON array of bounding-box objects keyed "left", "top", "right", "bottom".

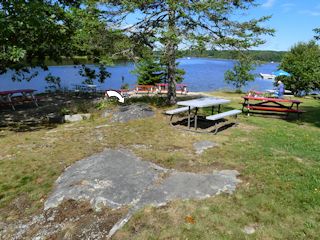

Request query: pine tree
[
  {"left": 133, "top": 58, "right": 165, "bottom": 85},
  {"left": 106, "top": 0, "right": 274, "bottom": 104}
]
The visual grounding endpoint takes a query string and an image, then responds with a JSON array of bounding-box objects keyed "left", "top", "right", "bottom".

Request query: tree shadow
[
  {"left": 0, "top": 104, "right": 62, "bottom": 132},
  {"left": 0, "top": 93, "right": 103, "bottom": 132},
  {"left": 295, "top": 104, "right": 320, "bottom": 128}
]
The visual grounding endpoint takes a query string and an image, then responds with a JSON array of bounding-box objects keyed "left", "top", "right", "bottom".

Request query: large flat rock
[
  {"left": 45, "top": 149, "right": 164, "bottom": 210},
  {"left": 45, "top": 149, "right": 240, "bottom": 211},
  {"left": 45, "top": 149, "right": 241, "bottom": 238}
]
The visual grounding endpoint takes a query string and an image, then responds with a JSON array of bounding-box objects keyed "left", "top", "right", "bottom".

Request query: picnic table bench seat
[
  {"left": 206, "top": 109, "right": 242, "bottom": 121},
  {"left": 166, "top": 106, "right": 195, "bottom": 124},
  {"left": 165, "top": 106, "right": 195, "bottom": 115},
  {"left": 244, "top": 105, "right": 305, "bottom": 113},
  {"left": 206, "top": 109, "right": 241, "bottom": 134}
]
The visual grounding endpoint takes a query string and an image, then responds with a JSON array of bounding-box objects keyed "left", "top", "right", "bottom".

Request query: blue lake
[{"left": 0, "top": 58, "right": 278, "bottom": 93}]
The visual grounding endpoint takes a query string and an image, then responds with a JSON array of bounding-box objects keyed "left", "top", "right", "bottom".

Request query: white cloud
[
  {"left": 299, "top": 10, "right": 320, "bottom": 17},
  {"left": 262, "top": 0, "right": 276, "bottom": 8}
]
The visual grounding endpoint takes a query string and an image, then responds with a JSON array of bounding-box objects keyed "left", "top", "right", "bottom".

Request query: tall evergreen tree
[
  {"left": 133, "top": 57, "right": 165, "bottom": 85},
  {"left": 106, "top": 0, "right": 274, "bottom": 104}
]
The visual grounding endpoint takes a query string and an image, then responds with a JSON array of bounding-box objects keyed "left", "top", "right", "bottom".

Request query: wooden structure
[
  {"left": 156, "top": 83, "right": 188, "bottom": 95},
  {"left": 134, "top": 85, "right": 156, "bottom": 94},
  {"left": 241, "top": 96, "right": 304, "bottom": 118},
  {"left": 0, "top": 89, "right": 38, "bottom": 111}
]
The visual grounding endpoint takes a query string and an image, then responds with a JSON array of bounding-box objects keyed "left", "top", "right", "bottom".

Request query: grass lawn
[{"left": 0, "top": 92, "right": 319, "bottom": 239}]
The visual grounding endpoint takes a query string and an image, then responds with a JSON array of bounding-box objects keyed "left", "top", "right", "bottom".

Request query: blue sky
[
  {"left": 124, "top": 0, "right": 319, "bottom": 52},
  {"left": 250, "top": 0, "right": 319, "bottom": 51}
]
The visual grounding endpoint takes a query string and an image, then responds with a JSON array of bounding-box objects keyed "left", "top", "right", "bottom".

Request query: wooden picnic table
[
  {"left": 177, "top": 97, "right": 231, "bottom": 130},
  {"left": 0, "top": 89, "right": 38, "bottom": 110},
  {"left": 134, "top": 85, "right": 156, "bottom": 94},
  {"left": 241, "top": 96, "right": 304, "bottom": 118},
  {"left": 72, "top": 84, "right": 99, "bottom": 94},
  {"left": 156, "top": 83, "right": 188, "bottom": 95}
]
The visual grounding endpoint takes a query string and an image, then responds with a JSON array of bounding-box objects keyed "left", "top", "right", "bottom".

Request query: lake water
[{"left": 0, "top": 58, "right": 278, "bottom": 93}]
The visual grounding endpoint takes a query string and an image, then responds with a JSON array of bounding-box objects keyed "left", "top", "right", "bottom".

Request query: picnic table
[
  {"left": 241, "top": 96, "right": 304, "bottom": 118},
  {"left": 156, "top": 83, "right": 188, "bottom": 95},
  {"left": 0, "top": 89, "right": 38, "bottom": 110},
  {"left": 72, "top": 84, "right": 98, "bottom": 94},
  {"left": 134, "top": 85, "right": 156, "bottom": 94},
  {"left": 177, "top": 97, "right": 231, "bottom": 130}
]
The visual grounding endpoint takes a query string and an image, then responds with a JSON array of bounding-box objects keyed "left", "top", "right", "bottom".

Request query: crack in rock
[{"left": 44, "top": 149, "right": 241, "bottom": 238}]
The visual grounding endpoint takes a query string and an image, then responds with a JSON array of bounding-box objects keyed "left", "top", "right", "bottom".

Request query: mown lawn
[{"left": 0, "top": 92, "right": 319, "bottom": 239}]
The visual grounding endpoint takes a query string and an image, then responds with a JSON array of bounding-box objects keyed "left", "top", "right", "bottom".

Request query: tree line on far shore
[{"left": 179, "top": 50, "right": 286, "bottom": 63}]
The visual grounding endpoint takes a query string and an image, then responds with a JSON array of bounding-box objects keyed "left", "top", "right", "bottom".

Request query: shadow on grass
[
  {"left": 0, "top": 109, "right": 60, "bottom": 132},
  {"left": 0, "top": 93, "right": 102, "bottom": 132},
  {"left": 297, "top": 105, "right": 320, "bottom": 128},
  {"left": 172, "top": 116, "right": 237, "bottom": 134}
]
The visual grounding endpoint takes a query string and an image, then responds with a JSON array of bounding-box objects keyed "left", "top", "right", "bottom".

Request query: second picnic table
[
  {"left": 241, "top": 96, "right": 304, "bottom": 118},
  {"left": 177, "top": 97, "right": 231, "bottom": 130},
  {"left": 0, "top": 89, "right": 38, "bottom": 110}
]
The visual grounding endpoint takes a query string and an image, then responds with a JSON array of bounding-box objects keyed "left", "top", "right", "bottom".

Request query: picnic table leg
[
  {"left": 194, "top": 108, "right": 198, "bottom": 130},
  {"left": 296, "top": 103, "right": 300, "bottom": 119},
  {"left": 218, "top": 104, "right": 221, "bottom": 113},
  {"left": 241, "top": 99, "right": 245, "bottom": 113},
  {"left": 30, "top": 93, "right": 38, "bottom": 107},
  {"left": 211, "top": 106, "right": 214, "bottom": 115},
  {"left": 7, "top": 94, "right": 15, "bottom": 111},
  {"left": 188, "top": 106, "right": 191, "bottom": 129}
]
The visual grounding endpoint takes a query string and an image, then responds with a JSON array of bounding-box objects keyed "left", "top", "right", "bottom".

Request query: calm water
[{"left": 0, "top": 58, "right": 278, "bottom": 93}]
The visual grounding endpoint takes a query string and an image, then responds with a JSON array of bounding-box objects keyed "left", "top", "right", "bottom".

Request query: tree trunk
[{"left": 166, "top": 7, "right": 177, "bottom": 105}]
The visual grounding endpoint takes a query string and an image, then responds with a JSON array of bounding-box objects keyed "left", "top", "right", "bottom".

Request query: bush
[{"left": 279, "top": 41, "right": 320, "bottom": 95}]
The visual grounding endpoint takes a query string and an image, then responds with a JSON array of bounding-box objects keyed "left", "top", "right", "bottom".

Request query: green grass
[{"left": 1, "top": 92, "right": 320, "bottom": 239}]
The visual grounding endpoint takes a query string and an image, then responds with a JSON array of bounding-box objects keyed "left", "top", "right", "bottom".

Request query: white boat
[
  {"left": 266, "top": 89, "right": 293, "bottom": 95},
  {"left": 260, "top": 73, "right": 275, "bottom": 80}
]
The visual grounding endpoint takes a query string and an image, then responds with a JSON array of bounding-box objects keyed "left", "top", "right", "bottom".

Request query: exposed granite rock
[{"left": 110, "top": 103, "right": 154, "bottom": 123}]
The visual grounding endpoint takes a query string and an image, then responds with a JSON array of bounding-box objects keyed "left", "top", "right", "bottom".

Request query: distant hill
[{"left": 179, "top": 50, "right": 287, "bottom": 63}]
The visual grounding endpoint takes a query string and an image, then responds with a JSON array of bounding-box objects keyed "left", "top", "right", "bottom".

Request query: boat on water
[
  {"left": 266, "top": 89, "right": 293, "bottom": 95},
  {"left": 260, "top": 73, "right": 275, "bottom": 80}
]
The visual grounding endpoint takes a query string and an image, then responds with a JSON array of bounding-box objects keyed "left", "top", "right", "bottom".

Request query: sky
[
  {"left": 245, "top": 0, "right": 320, "bottom": 51},
  {"left": 124, "top": 0, "right": 320, "bottom": 52}
]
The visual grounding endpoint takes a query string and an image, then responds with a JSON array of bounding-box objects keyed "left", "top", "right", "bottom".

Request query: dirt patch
[{"left": 1, "top": 200, "right": 128, "bottom": 240}]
